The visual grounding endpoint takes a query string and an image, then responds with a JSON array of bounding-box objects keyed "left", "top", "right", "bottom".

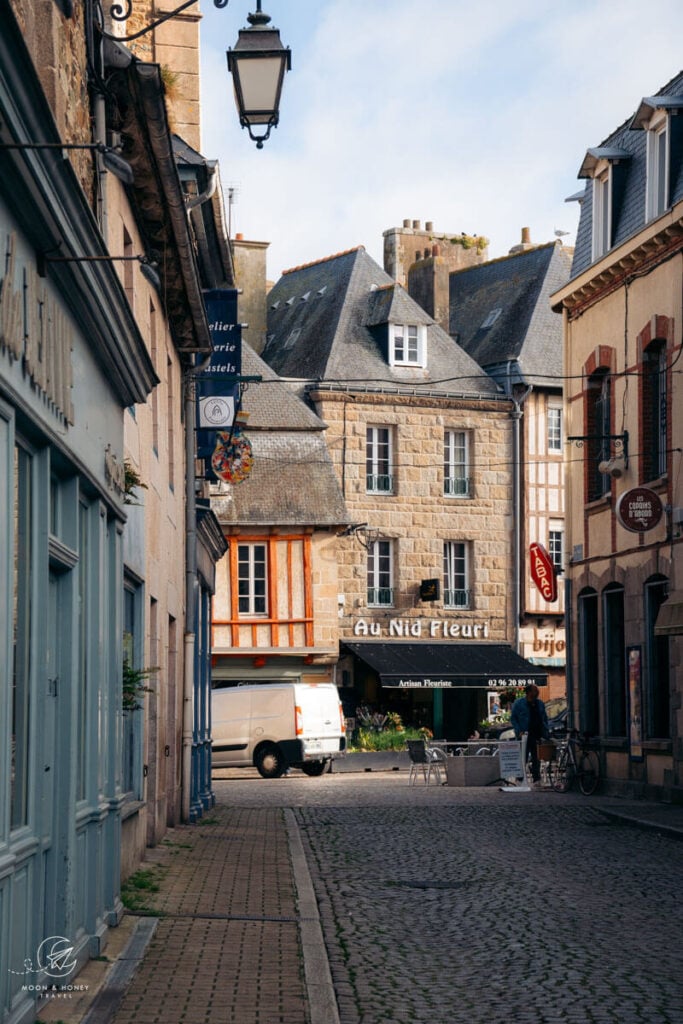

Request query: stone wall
[{"left": 311, "top": 390, "right": 513, "bottom": 643}]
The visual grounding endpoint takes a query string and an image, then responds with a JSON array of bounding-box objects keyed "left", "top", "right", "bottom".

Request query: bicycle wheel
[
  {"left": 552, "top": 749, "right": 572, "bottom": 792},
  {"left": 578, "top": 749, "right": 600, "bottom": 795}
]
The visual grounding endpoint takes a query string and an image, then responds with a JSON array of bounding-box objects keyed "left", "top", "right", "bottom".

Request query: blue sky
[{"left": 199, "top": 0, "right": 683, "bottom": 281}]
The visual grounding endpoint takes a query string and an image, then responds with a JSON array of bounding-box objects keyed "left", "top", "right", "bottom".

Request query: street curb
[
  {"left": 284, "top": 807, "right": 341, "bottom": 1024},
  {"left": 599, "top": 809, "right": 683, "bottom": 841},
  {"left": 81, "top": 917, "right": 158, "bottom": 1024}
]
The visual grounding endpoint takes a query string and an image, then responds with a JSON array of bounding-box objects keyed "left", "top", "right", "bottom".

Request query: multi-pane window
[
  {"left": 444, "top": 430, "right": 471, "bottom": 497},
  {"left": 237, "top": 544, "right": 267, "bottom": 615},
  {"left": 547, "top": 407, "right": 562, "bottom": 453},
  {"left": 592, "top": 170, "right": 611, "bottom": 259},
  {"left": 548, "top": 528, "right": 563, "bottom": 571},
  {"left": 443, "top": 541, "right": 470, "bottom": 609},
  {"left": 122, "top": 580, "right": 138, "bottom": 796},
  {"left": 366, "top": 426, "right": 393, "bottom": 493},
  {"left": 603, "top": 585, "right": 626, "bottom": 737},
  {"left": 642, "top": 340, "right": 667, "bottom": 481},
  {"left": 646, "top": 118, "right": 668, "bottom": 221},
  {"left": 11, "top": 444, "right": 32, "bottom": 829},
  {"left": 586, "top": 369, "right": 611, "bottom": 502},
  {"left": 645, "top": 577, "right": 670, "bottom": 739},
  {"left": 390, "top": 324, "right": 425, "bottom": 366},
  {"left": 367, "top": 540, "right": 393, "bottom": 606}
]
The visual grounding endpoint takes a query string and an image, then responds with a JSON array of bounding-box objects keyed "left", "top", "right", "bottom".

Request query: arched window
[
  {"left": 586, "top": 369, "right": 611, "bottom": 502},
  {"left": 641, "top": 339, "right": 667, "bottom": 482},
  {"left": 578, "top": 587, "right": 600, "bottom": 736},
  {"left": 603, "top": 584, "right": 626, "bottom": 737},
  {"left": 644, "top": 576, "right": 670, "bottom": 738}
]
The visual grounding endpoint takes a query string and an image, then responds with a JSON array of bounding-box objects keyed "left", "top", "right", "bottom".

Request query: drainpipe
[
  {"left": 182, "top": 352, "right": 212, "bottom": 822},
  {"left": 509, "top": 373, "right": 533, "bottom": 654}
]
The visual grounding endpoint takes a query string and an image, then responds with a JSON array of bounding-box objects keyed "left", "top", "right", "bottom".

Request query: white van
[{"left": 211, "top": 682, "right": 346, "bottom": 778}]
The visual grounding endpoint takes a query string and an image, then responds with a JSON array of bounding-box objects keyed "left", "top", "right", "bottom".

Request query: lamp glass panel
[{"left": 234, "top": 57, "right": 283, "bottom": 122}]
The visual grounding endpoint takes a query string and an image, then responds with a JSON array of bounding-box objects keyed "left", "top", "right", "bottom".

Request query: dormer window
[
  {"left": 646, "top": 114, "right": 669, "bottom": 221},
  {"left": 390, "top": 323, "right": 426, "bottom": 367},
  {"left": 630, "top": 95, "right": 683, "bottom": 222},
  {"left": 578, "top": 147, "right": 631, "bottom": 262}
]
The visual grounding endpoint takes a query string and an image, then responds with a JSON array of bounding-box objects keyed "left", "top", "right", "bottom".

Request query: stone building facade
[
  {"left": 261, "top": 246, "right": 546, "bottom": 739},
  {"left": 552, "top": 71, "right": 683, "bottom": 801}
]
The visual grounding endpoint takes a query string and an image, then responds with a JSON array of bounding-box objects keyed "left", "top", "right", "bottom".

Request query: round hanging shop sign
[{"left": 616, "top": 487, "right": 663, "bottom": 533}]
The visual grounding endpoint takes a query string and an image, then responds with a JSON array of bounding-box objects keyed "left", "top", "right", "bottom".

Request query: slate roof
[
  {"left": 262, "top": 247, "right": 499, "bottom": 398},
  {"left": 211, "top": 343, "right": 348, "bottom": 527},
  {"left": 571, "top": 70, "right": 683, "bottom": 278},
  {"left": 449, "top": 242, "right": 571, "bottom": 388}
]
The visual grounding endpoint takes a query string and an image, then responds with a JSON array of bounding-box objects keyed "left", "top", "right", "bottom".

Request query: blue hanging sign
[{"left": 197, "top": 289, "right": 241, "bottom": 468}]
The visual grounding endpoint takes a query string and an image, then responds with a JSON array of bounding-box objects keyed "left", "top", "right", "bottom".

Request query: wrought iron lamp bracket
[
  {"left": 99, "top": 0, "right": 229, "bottom": 42},
  {"left": 566, "top": 430, "right": 629, "bottom": 467}
]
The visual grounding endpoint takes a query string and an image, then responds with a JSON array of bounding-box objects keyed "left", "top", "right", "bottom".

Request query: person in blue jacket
[{"left": 511, "top": 683, "right": 549, "bottom": 787}]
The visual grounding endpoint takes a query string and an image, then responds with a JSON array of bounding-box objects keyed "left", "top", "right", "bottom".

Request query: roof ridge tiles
[{"left": 281, "top": 245, "right": 365, "bottom": 276}]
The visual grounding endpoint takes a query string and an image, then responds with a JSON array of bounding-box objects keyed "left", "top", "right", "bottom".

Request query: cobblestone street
[{"left": 217, "top": 773, "right": 683, "bottom": 1024}]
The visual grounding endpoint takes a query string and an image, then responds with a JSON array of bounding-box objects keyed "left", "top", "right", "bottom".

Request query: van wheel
[
  {"left": 301, "top": 761, "right": 326, "bottom": 777},
  {"left": 255, "top": 744, "right": 286, "bottom": 779}
]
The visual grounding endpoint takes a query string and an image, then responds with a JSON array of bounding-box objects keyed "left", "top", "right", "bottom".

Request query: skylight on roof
[{"left": 480, "top": 308, "right": 502, "bottom": 329}]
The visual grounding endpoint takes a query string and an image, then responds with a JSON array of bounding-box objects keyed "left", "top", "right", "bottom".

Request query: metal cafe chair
[{"left": 406, "top": 740, "right": 445, "bottom": 786}]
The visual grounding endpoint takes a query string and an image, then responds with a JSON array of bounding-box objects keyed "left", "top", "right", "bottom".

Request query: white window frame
[
  {"left": 547, "top": 406, "right": 562, "bottom": 453},
  {"left": 366, "top": 425, "right": 394, "bottom": 494},
  {"left": 389, "top": 323, "right": 426, "bottom": 367},
  {"left": 237, "top": 543, "right": 268, "bottom": 616},
  {"left": 646, "top": 114, "right": 669, "bottom": 221},
  {"left": 367, "top": 539, "right": 394, "bottom": 607},
  {"left": 444, "top": 429, "right": 471, "bottom": 497},
  {"left": 443, "top": 541, "right": 471, "bottom": 609},
  {"left": 592, "top": 166, "right": 611, "bottom": 260},
  {"left": 548, "top": 525, "right": 564, "bottom": 572}
]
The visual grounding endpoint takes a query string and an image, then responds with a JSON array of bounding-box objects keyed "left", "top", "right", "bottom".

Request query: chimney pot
[
  {"left": 235, "top": 232, "right": 244, "bottom": 241},
  {"left": 403, "top": 219, "right": 411, "bottom": 228},
  {"left": 425, "top": 221, "right": 433, "bottom": 232},
  {"left": 413, "top": 220, "right": 421, "bottom": 230},
  {"left": 521, "top": 227, "right": 531, "bottom": 244}
]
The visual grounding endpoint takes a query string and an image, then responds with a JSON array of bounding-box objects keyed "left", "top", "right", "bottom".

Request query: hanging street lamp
[{"left": 227, "top": 2, "right": 291, "bottom": 148}]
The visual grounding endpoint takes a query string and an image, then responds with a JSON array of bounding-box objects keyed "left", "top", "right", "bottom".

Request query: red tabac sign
[
  {"left": 529, "top": 542, "right": 557, "bottom": 603},
  {"left": 616, "top": 487, "right": 664, "bottom": 533}
]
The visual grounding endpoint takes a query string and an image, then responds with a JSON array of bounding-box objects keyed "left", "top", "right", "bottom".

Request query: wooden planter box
[{"left": 445, "top": 754, "right": 500, "bottom": 787}]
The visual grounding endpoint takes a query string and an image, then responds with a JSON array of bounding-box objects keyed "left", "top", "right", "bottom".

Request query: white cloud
[{"left": 199, "top": 0, "right": 682, "bottom": 280}]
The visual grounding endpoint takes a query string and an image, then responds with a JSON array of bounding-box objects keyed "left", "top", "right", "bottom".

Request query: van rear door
[{"left": 294, "top": 684, "right": 344, "bottom": 758}]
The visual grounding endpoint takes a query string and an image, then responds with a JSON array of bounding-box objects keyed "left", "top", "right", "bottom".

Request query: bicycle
[{"left": 552, "top": 730, "right": 600, "bottom": 795}]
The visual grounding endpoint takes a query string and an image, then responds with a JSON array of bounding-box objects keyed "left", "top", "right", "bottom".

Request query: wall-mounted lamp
[
  {"left": 0, "top": 139, "right": 134, "bottom": 185},
  {"left": 39, "top": 252, "right": 161, "bottom": 290},
  {"left": 96, "top": 0, "right": 291, "bottom": 148}
]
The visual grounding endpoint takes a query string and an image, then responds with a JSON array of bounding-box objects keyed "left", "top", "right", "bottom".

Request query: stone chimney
[
  {"left": 407, "top": 252, "right": 449, "bottom": 334},
  {"left": 509, "top": 226, "right": 535, "bottom": 254},
  {"left": 232, "top": 237, "right": 270, "bottom": 353}
]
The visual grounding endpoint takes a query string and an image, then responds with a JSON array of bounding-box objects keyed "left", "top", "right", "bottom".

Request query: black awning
[
  {"left": 343, "top": 642, "right": 547, "bottom": 689},
  {"left": 654, "top": 590, "right": 683, "bottom": 636}
]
